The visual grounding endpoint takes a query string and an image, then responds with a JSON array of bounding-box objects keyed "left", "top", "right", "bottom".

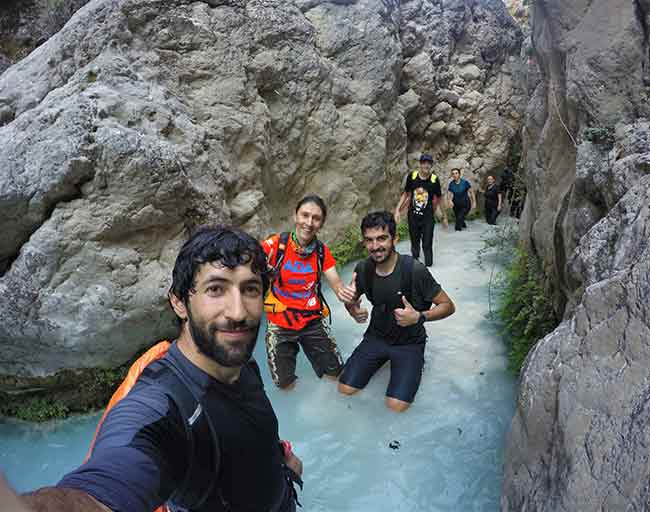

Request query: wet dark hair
[
  {"left": 295, "top": 194, "right": 327, "bottom": 223},
  {"left": 360, "top": 211, "right": 397, "bottom": 239},
  {"left": 169, "top": 225, "right": 270, "bottom": 307}
]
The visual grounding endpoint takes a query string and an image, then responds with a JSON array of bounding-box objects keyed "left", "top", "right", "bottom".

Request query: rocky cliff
[
  {"left": 0, "top": 0, "right": 90, "bottom": 74},
  {"left": 0, "top": 0, "right": 521, "bottom": 379},
  {"left": 502, "top": 0, "right": 650, "bottom": 510}
]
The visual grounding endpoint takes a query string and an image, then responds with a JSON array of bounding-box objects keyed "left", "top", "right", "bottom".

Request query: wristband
[{"left": 280, "top": 440, "right": 293, "bottom": 458}]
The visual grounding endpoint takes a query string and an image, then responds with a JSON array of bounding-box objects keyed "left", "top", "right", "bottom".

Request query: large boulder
[
  {"left": 0, "top": 0, "right": 404, "bottom": 376},
  {"left": 502, "top": 0, "right": 650, "bottom": 508},
  {"left": 0, "top": 0, "right": 523, "bottom": 379}
]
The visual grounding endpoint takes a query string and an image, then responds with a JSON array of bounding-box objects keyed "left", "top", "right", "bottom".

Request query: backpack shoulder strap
[
  {"left": 399, "top": 255, "right": 415, "bottom": 304},
  {"left": 314, "top": 240, "right": 332, "bottom": 323},
  {"left": 410, "top": 170, "right": 418, "bottom": 181},
  {"left": 272, "top": 232, "right": 290, "bottom": 288},
  {"left": 271, "top": 232, "right": 289, "bottom": 267},
  {"left": 363, "top": 258, "right": 376, "bottom": 305},
  {"left": 140, "top": 357, "right": 222, "bottom": 510},
  {"left": 430, "top": 174, "right": 438, "bottom": 184}
]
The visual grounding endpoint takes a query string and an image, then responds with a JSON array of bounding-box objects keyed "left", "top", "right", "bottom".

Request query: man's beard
[
  {"left": 187, "top": 310, "right": 260, "bottom": 368},
  {"left": 370, "top": 244, "right": 395, "bottom": 264}
]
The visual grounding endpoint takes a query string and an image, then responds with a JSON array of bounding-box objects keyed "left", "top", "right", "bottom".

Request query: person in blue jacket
[{"left": 447, "top": 168, "right": 476, "bottom": 231}]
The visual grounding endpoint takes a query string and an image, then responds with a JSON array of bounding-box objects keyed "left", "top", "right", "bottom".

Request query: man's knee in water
[
  {"left": 338, "top": 382, "right": 361, "bottom": 395},
  {"left": 385, "top": 397, "right": 411, "bottom": 413}
]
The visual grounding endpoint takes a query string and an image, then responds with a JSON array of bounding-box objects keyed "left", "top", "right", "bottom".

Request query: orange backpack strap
[
  {"left": 84, "top": 341, "right": 171, "bottom": 462},
  {"left": 85, "top": 341, "right": 223, "bottom": 511}
]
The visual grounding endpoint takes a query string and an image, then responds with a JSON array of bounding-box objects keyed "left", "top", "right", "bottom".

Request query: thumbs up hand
[
  {"left": 394, "top": 295, "right": 420, "bottom": 327},
  {"left": 337, "top": 271, "right": 358, "bottom": 305}
]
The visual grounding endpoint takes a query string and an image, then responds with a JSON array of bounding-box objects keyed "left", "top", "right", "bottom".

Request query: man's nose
[{"left": 225, "top": 289, "right": 247, "bottom": 322}]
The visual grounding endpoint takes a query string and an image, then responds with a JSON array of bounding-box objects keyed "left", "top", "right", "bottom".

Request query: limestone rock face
[
  {"left": 0, "top": 0, "right": 521, "bottom": 377},
  {"left": 399, "top": 0, "right": 524, "bottom": 192},
  {"left": 0, "top": 0, "right": 90, "bottom": 74},
  {"left": 502, "top": 0, "right": 650, "bottom": 509}
]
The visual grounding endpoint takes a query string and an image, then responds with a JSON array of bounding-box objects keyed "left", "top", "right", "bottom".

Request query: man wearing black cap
[{"left": 394, "top": 153, "right": 442, "bottom": 267}]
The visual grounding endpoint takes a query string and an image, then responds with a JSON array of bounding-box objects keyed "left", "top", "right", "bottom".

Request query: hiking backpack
[
  {"left": 264, "top": 232, "right": 332, "bottom": 324},
  {"left": 85, "top": 342, "right": 237, "bottom": 512}
]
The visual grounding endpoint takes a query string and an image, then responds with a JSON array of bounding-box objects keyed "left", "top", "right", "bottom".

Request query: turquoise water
[{"left": 0, "top": 222, "right": 516, "bottom": 510}]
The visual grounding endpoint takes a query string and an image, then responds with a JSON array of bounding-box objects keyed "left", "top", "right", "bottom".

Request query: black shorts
[
  {"left": 339, "top": 335, "right": 425, "bottom": 403},
  {"left": 265, "top": 318, "right": 343, "bottom": 388}
]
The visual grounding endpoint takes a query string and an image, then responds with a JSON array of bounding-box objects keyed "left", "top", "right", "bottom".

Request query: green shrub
[
  {"left": 499, "top": 248, "right": 559, "bottom": 374},
  {"left": 583, "top": 126, "right": 615, "bottom": 146},
  {"left": 397, "top": 221, "right": 409, "bottom": 241},
  {"left": 1, "top": 397, "right": 69, "bottom": 422},
  {"left": 329, "top": 225, "right": 366, "bottom": 269},
  {"left": 0, "top": 354, "right": 133, "bottom": 422}
]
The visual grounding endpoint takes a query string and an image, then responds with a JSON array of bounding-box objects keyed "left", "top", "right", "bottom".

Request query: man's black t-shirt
[
  {"left": 403, "top": 171, "right": 442, "bottom": 221},
  {"left": 354, "top": 254, "right": 442, "bottom": 345},
  {"left": 59, "top": 342, "right": 287, "bottom": 512}
]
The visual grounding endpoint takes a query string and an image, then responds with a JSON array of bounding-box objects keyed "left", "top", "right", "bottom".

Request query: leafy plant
[
  {"left": 329, "top": 225, "right": 366, "bottom": 269},
  {"left": 498, "top": 248, "right": 559, "bottom": 374},
  {"left": 396, "top": 221, "right": 409, "bottom": 242},
  {"left": 1, "top": 397, "right": 69, "bottom": 422},
  {"left": 583, "top": 126, "right": 615, "bottom": 146}
]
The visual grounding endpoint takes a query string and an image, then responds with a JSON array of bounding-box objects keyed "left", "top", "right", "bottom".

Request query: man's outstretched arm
[{"left": 1, "top": 477, "right": 110, "bottom": 512}]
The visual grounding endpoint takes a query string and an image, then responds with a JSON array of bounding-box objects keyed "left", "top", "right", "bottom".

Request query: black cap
[{"left": 420, "top": 153, "right": 433, "bottom": 162}]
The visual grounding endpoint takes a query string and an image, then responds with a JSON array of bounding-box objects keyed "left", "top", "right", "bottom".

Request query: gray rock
[
  {"left": 425, "top": 120, "right": 447, "bottom": 139},
  {"left": 458, "top": 64, "right": 481, "bottom": 82},
  {"left": 432, "top": 101, "right": 453, "bottom": 121},
  {"left": 445, "top": 122, "right": 462, "bottom": 138},
  {"left": 503, "top": 176, "right": 650, "bottom": 512},
  {"left": 0, "top": 0, "right": 90, "bottom": 74},
  {"left": 457, "top": 53, "right": 475, "bottom": 65},
  {"left": 230, "top": 190, "right": 265, "bottom": 224},
  {"left": 503, "top": 0, "right": 650, "bottom": 507},
  {"left": 399, "top": 0, "right": 524, "bottom": 181},
  {"left": 398, "top": 88, "right": 420, "bottom": 117},
  {"left": 0, "top": 0, "right": 404, "bottom": 376},
  {"left": 438, "top": 88, "right": 460, "bottom": 107}
]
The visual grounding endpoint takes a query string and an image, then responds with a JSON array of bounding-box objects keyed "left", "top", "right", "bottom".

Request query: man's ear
[{"left": 169, "top": 292, "right": 188, "bottom": 321}]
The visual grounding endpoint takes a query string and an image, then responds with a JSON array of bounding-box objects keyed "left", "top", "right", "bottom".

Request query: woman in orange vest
[{"left": 262, "top": 195, "right": 356, "bottom": 390}]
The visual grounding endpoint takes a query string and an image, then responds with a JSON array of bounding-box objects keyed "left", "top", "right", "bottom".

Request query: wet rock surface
[{"left": 502, "top": 0, "right": 650, "bottom": 509}]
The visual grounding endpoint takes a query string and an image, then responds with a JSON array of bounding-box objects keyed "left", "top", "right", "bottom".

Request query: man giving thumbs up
[{"left": 338, "top": 211, "right": 455, "bottom": 412}]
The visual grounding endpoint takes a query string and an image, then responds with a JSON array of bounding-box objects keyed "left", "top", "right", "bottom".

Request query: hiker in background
[
  {"left": 484, "top": 174, "right": 502, "bottom": 225},
  {"left": 447, "top": 168, "right": 476, "bottom": 231},
  {"left": 394, "top": 153, "right": 442, "bottom": 267},
  {"left": 0, "top": 226, "right": 303, "bottom": 512},
  {"left": 338, "top": 211, "right": 455, "bottom": 412},
  {"left": 262, "top": 195, "right": 356, "bottom": 390}
]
